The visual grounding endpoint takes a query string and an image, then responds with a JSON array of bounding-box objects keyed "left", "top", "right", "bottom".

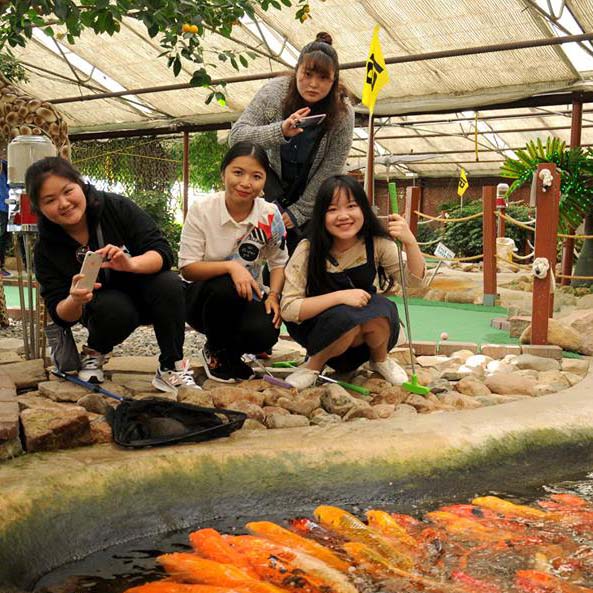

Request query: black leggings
[
  {"left": 82, "top": 270, "right": 184, "bottom": 369},
  {"left": 185, "top": 274, "right": 279, "bottom": 355}
]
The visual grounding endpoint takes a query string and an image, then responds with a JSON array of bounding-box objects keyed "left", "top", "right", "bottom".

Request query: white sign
[{"left": 434, "top": 242, "right": 455, "bottom": 260}]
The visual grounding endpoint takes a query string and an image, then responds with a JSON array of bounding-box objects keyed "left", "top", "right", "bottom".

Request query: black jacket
[{"left": 35, "top": 183, "right": 174, "bottom": 327}]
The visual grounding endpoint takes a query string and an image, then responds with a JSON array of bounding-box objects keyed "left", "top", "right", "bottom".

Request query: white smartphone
[
  {"left": 295, "top": 114, "right": 326, "bottom": 128},
  {"left": 75, "top": 251, "right": 103, "bottom": 291}
]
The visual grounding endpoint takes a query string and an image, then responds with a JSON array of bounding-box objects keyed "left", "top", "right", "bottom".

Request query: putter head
[{"left": 402, "top": 374, "right": 431, "bottom": 396}]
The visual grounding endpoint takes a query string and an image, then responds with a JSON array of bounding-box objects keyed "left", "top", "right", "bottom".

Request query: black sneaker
[
  {"left": 202, "top": 344, "right": 236, "bottom": 383},
  {"left": 230, "top": 354, "right": 256, "bottom": 381}
]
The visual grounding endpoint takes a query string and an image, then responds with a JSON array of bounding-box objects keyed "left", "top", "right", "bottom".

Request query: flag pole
[{"left": 364, "top": 113, "right": 375, "bottom": 205}]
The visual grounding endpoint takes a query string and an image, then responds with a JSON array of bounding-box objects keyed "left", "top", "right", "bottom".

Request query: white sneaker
[
  {"left": 152, "top": 359, "right": 202, "bottom": 394},
  {"left": 79, "top": 345, "right": 109, "bottom": 383},
  {"left": 285, "top": 367, "right": 320, "bottom": 390},
  {"left": 369, "top": 358, "right": 408, "bottom": 385}
]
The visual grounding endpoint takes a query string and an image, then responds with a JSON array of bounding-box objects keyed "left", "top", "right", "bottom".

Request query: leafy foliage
[
  {"left": 435, "top": 200, "right": 534, "bottom": 258},
  {"left": 500, "top": 137, "right": 593, "bottom": 232},
  {"left": 0, "top": 0, "right": 311, "bottom": 103},
  {"left": 166, "top": 132, "right": 227, "bottom": 192},
  {"left": 0, "top": 50, "right": 27, "bottom": 82}
]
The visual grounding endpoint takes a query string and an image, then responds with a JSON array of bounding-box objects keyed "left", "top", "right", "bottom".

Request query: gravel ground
[{"left": 0, "top": 319, "right": 207, "bottom": 358}]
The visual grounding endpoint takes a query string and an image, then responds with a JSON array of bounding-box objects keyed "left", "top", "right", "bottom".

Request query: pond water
[{"left": 35, "top": 470, "right": 593, "bottom": 593}]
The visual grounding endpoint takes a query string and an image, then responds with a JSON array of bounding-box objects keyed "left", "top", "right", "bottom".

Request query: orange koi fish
[
  {"left": 313, "top": 505, "right": 414, "bottom": 570},
  {"left": 124, "top": 583, "right": 245, "bottom": 593},
  {"left": 342, "top": 542, "right": 466, "bottom": 593},
  {"left": 190, "top": 528, "right": 259, "bottom": 578},
  {"left": 288, "top": 518, "right": 346, "bottom": 548},
  {"left": 365, "top": 510, "right": 418, "bottom": 549},
  {"left": 516, "top": 570, "right": 593, "bottom": 593},
  {"left": 538, "top": 494, "right": 591, "bottom": 512},
  {"left": 425, "top": 511, "right": 517, "bottom": 543},
  {"left": 472, "top": 496, "right": 551, "bottom": 521},
  {"left": 157, "top": 553, "right": 286, "bottom": 593},
  {"left": 246, "top": 521, "right": 350, "bottom": 573},
  {"left": 225, "top": 535, "right": 357, "bottom": 593},
  {"left": 450, "top": 570, "right": 503, "bottom": 593}
]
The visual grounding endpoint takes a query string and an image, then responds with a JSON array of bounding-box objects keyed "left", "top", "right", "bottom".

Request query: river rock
[
  {"left": 515, "top": 369, "right": 539, "bottom": 379},
  {"left": 532, "top": 384, "right": 560, "bottom": 397},
  {"left": 210, "top": 387, "right": 264, "bottom": 408},
  {"left": 563, "top": 372, "right": 584, "bottom": 387},
  {"left": 371, "top": 385, "right": 408, "bottom": 405},
  {"left": 428, "top": 378, "right": 453, "bottom": 394},
  {"left": 416, "top": 355, "right": 450, "bottom": 369},
  {"left": 262, "top": 387, "right": 295, "bottom": 406},
  {"left": 265, "top": 413, "right": 309, "bottom": 429},
  {"left": 38, "top": 380, "right": 88, "bottom": 402},
  {"left": 0, "top": 351, "right": 24, "bottom": 365},
  {"left": 389, "top": 348, "right": 413, "bottom": 366},
  {"left": 449, "top": 349, "right": 475, "bottom": 363},
  {"left": 263, "top": 405, "right": 290, "bottom": 417},
  {"left": 88, "top": 414, "right": 112, "bottom": 444},
  {"left": 136, "top": 391, "right": 177, "bottom": 402},
  {"left": 513, "top": 354, "right": 560, "bottom": 372},
  {"left": 20, "top": 406, "right": 92, "bottom": 452},
  {"left": 239, "top": 379, "right": 276, "bottom": 392},
  {"left": 474, "top": 394, "right": 532, "bottom": 406},
  {"left": 520, "top": 319, "right": 582, "bottom": 353},
  {"left": 464, "top": 354, "right": 493, "bottom": 369},
  {"left": 17, "top": 393, "right": 70, "bottom": 411},
  {"left": 343, "top": 401, "right": 375, "bottom": 421},
  {"left": 310, "top": 411, "right": 341, "bottom": 426},
  {"left": 484, "top": 374, "right": 537, "bottom": 396},
  {"left": 392, "top": 403, "right": 418, "bottom": 419},
  {"left": 277, "top": 395, "right": 319, "bottom": 417},
  {"left": 122, "top": 378, "right": 160, "bottom": 396},
  {"left": 373, "top": 404, "right": 396, "bottom": 419},
  {"left": 226, "top": 400, "right": 265, "bottom": 422},
  {"left": 77, "top": 393, "right": 111, "bottom": 415},
  {"left": 241, "top": 419, "right": 267, "bottom": 430},
  {"left": 561, "top": 358, "right": 590, "bottom": 376},
  {"left": 455, "top": 377, "right": 491, "bottom": 396},
  {"left": 177, "top": 389, "right": 214, "bottom": 408},
  {"left": 362, "top": 377, "right": 393, "bottom": 394},
  {"left": 486, "top": 360, "right": 514, "bottom": 375},
  {"left": 440, "top": 369, "right": 473, "bottom": 381},
  {"left": 576, "top": 294, "right": 593, "bottom": 309},
  {"left": 320, "top": 384, "right": 359, "bottom": 416},
  {"left": 405, "top": 393, "right": 439, "bottom": 413},
  {"left": 2, "top": 359, "right": 46, "bottom": 389},
  {"left": 537, "top": 370, "right": 570, "bottom": 390},
  {"left": 437, "top": 392, "right": 482, "bottom": 409}
]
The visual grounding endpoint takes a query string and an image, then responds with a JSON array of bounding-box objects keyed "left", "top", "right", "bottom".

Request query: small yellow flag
[
  {"left": 457, "top": 168, "right": 469, "bottom": 197},
  {"left": 362, "top": 26, "right": 389, "bottom": 115}
]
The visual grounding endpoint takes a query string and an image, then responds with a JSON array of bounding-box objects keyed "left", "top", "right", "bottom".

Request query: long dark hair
[
  {"left": 283, "top": 32, "right": 349, "bottom": 130},
  {"left": 306, "top": 175, "right": 391, "bottom": 296},
  {"left": 220, "top": 141, "right": 270, "bottom": 174},
  {"left": 25, "top": 156, "right": 85, "bottom": 214}
]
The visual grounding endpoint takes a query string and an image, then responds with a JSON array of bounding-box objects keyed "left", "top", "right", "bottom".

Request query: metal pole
[
  {"left": 13, "top": 234, "right": 29, "bottom": 359},
  {"left": 182, "top": 130, "right": 190, "bottom": 220},
  {"left": 364, "top": 115, "right": 375, "bottom": 204},
  {"left": 24, "top": 234, "right": 36, "bottom": 359},
  {"left": 560, "top": 99, "right": 583, "bottom": 285},
  {"left": 49, "top": 32, "right": 593, "bottom": 105}
]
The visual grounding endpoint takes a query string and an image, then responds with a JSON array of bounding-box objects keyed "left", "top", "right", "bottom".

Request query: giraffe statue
[{"left": 0, "top": 73, "right": 71, "bottom": 328}]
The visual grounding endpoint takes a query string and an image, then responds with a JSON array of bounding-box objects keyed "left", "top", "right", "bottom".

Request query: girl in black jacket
[{"left": 26, "top": 157, "right": 199, "bottom": 393}]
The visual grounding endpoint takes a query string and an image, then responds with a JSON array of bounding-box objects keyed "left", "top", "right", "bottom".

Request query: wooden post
[
  {"left": 560, "top": 98, "right": 583, "bottom": 285},
  {"left": 182, "top": 130, "right": 190, "bottom": 220},
  {"left": 531, "top": 163, "right": 560, "bottom": 345},
  {"left": 483, "top": 186, "right": 497, "bottom": 306},
  {"left": 405, "top": 186, "right": 421, "bottom": 237}
]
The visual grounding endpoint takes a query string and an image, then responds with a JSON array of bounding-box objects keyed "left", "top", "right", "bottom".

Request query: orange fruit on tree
[{"left": 182, "top": 23, "right": 192, "bottom": 33}]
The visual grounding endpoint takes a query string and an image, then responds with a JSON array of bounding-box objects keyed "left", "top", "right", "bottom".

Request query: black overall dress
[{"left": 286, "top": 237, "right": 400, "bottom": 373}]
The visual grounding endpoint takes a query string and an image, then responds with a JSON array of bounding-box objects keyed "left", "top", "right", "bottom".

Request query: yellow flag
[
  {"left": 457, "top": 168, "right": 469, "bottom": 197},
  {"left": 362, "top": 26, "right": 389, "bottom": 115}
]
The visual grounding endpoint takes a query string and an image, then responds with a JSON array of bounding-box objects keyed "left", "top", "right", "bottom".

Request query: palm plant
[{"left": 500, "top": 137, "right": 593, "bottom": 285}]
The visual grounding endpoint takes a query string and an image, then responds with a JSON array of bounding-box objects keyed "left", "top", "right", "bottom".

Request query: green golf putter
[{"left": 389, "top": 182, "right": 430, "bottom": 396}]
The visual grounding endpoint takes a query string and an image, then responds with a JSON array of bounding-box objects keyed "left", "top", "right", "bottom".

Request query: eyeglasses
[{"left": 75, "top": 245, "right": 90, "bottom": 264}]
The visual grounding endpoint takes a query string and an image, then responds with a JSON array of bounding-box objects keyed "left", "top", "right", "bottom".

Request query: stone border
[{"left": 2, "top": 368, "right": 593, "bottom": 591}]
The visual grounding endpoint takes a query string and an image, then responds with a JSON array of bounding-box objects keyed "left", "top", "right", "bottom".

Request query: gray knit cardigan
[{"left": 229, "top": 76, "right": 354, "bottom": 227}]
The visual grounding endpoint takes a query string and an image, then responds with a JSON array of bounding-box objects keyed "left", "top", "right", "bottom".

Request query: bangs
[{"left": 300, "top": 52, "right": 335, "bottom": 78}]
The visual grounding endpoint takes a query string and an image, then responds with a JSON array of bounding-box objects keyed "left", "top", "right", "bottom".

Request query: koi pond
[{"left": 36, "top": 472, "right": 593, "bottom": 593}]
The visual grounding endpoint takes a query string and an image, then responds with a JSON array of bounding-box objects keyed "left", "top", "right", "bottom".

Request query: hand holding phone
[
  {"left": 294, "top": 113, "right": 326, "bottom": 128},
  {"left": 75, "top": 251, "right": 103, "bottom": 291}
]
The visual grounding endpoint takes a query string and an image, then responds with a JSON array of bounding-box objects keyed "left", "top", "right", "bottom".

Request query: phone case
[
  {"left": 296, "top": 114, "right": 326, "bottom": 128},
  {"left": 75, "top": 251, "right": 103, "bottom": 291}
]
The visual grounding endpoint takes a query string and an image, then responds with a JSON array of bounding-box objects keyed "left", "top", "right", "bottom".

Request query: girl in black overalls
[{"left": 280, "top": 175, "right": 426, "bottom": 390}]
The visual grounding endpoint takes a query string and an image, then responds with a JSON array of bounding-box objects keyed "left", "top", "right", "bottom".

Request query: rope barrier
[
  {"left": 511, "top": 251, "right": 535, "bottom": 260},
  {"left": 556, "top": 273, "right": 593, "bottom": 280},
  {"left": 421, "top": 252, "right": 484, "bottom": 262},
  {"left": 557, "top": 230, "right": 593, "bottom": 239},
  {"left": 415, "top": 211, "right": 483, "bottom": 223},
  {"left": 495, "top": 255, "right": 532, "bottom": 270},
  {"left": 496, "top": 212, "right": 535, "bottom": 232},
  {"left": 417, "top": 238, "right": 441, "bottom": 247}
]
